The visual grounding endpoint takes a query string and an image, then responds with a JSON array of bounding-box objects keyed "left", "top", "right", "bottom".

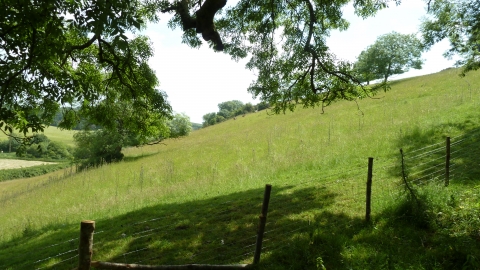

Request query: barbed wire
[
  {"left": 7, "top": 128, "right": 480, "bottom": 268},
  {"left": 406, "top": 155, "right": 445, "bottom": 170},
  {"left": 31, "top": 247, "right": 77, "bottom": 269},
  {"left": 403, "top": 140, "right": 445, "bottom": 156},
  {"left": 404, "top": 145, "right": 445, "bottom": 161},
  {"left": 408, "top": 162, "right": 445, "bottom": 178},
  {"left": 410, "top": 168, "right": 446, "bottom": 185},
  {"left": 35, "top": 254, "right": 78, "bottom": 270}
]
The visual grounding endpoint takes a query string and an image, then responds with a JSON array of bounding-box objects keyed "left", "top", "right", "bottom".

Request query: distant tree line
[{"left": 202, "top": 101, "right": 269, "bottom": 127}]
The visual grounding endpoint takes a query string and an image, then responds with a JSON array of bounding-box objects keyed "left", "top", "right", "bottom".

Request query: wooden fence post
[
  {"left": 78, "top": 220, "right": 95, "bottom": 270},
  {"left": 253, "top": 184, "right": 272, "bottom": 264},
  {"left": 445, "top": 136, "right": 451, "bottom": 186},
  {"left": 366, "top": 157, "right": 374, "bottom": 223}
]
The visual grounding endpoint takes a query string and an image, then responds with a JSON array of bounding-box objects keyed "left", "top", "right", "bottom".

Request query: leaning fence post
[
  {"left": 78, "top": 220, "right": 95, "bottom": 270},
  {"left": 445, "top": 136, "right": 451, "bottom": 186},
  {"left": 366, "top": 157, "right": 374, "bottom": 223},
  {"left": 253, "top": 184, "right": 272, "bottom": 264}
]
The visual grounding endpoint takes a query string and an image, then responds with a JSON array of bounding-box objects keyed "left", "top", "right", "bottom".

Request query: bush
[
  {"left": 73, "top": 129, "right": 125, "bottom": 168},
  {"left": 168, "top": 113, "right": 192, "bottom": 138},
  {"left": 0, "top": 134, "right": 21, "bottom": 153},
  {"left": 16, "top": 134, "right": 72, "bottom": 160},
  {"left": 15, "top": 134, "right": 72, "bottom": 160}
]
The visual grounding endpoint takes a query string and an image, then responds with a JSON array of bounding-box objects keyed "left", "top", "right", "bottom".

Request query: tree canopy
[
  {"left": 2, "top": 0, "right": 477, "bottom": 136},
  {"left": 354, "top": 32, "right": 424, "bottom": 85},
  {"left": 1, "top": 0, "right": 171, "bottom": 138},
  {"left": 422, "top": 0, "right": 480, "bottom": 75}
]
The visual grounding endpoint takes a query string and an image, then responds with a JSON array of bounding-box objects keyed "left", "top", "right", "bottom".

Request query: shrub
[
  {"left": 0, "top": 133, "right": 21, "bottom": 153},
  {"left": 15, "top": 134, "right": 72, "bottom": 160},
  {"left": 73, "top": 129, "right": 125, "bottom": 168}
]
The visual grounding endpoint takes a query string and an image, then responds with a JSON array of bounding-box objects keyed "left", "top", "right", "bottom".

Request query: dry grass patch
[{"left": 0, "top": 159, "right": 57, "bottom": 170}]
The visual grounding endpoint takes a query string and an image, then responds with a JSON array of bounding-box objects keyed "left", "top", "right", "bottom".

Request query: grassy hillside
[{"left": 1, "top": 68, "right": 479, "bottom": 269}]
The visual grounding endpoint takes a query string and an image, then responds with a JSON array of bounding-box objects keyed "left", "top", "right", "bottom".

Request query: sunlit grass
[
  {"left": 1, "top": 68, "right": 480, "bottom": 269},
  {"left": 0, "top": 126, "right": 76, "bottom": 147}
]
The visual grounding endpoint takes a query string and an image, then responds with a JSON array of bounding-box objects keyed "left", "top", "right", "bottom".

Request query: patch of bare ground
[{"left": 0, "top": 159, "right": 56, "bottom": 170}]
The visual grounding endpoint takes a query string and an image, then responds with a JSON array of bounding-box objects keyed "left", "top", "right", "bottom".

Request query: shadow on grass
[
  {"left": 1, "top": 179, "right": 479, "bottom": 270},
  {"left": 122, "top": 151, "right": 159, "bottom": 163},
  {"left": 387, "top": 120, "right": 480, "bottom": 186},
  {"left": 258, "top": 198, "right": 480, "bottom": 270},
  {"left": 0, "top": 183, "right": 337, "bottom": 269}
]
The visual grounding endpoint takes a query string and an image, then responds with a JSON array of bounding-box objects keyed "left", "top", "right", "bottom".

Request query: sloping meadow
[{"left": 1, "top": 68, "right": 480, "bottom": 269}]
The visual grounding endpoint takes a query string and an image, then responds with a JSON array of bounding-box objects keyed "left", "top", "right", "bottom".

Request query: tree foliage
[
  {"left": 1, "top": 0, "right": 406, "bottom": 137},
  {"left": 218, "top": 100, "right": 244, "bottom": 115},
  {"left": 73, "top": 97, "right": 171, "bottom": 167},
  {"left": 157, "top": 0, "right": 404, "bottom": 112},
  {"left": 14, "top": 134, "right": 72, "bottom": 160},
  {"left": 168, "top": 113, "right": 193, "bottom": 138},
  {"left": 422, "top": 0, "right": 480, "bottom": 75},
  {"left": 201, "top": 100, "right": 269, "bottom": 127},
  {"left": 0, "top": 0, "right": 171, "bottom": 138},
  {"left": 5, "top": 0, "right": 477, "bottom": 137},
  {"left": 73, "top": 129, "right": 126, "bottom": 167},
  {"left": 354, "top": 32, "right": 424, "bottom": 85}
]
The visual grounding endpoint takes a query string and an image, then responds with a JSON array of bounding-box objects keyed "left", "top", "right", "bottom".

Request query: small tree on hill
[
  {"left": 73, "top": 89, "right": 171, "bottom": 167},
  {"left": 354, "top": 32, "right": 424, "bottom": 85},
  {"left": 202, "top": 112, "right": 218, "bottom": 127},
  {"left": 168, "top": 113, "right": 193, "bottom": 138}
]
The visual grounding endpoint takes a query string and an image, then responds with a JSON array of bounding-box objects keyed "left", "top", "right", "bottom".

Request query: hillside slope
[{"left": 1, "top": 68, "right": 480, "bottom": 269}]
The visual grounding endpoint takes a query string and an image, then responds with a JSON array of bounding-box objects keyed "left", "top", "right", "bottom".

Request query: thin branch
[
  {"left": 62, "top": 34, "right": 99, "bottom": 66},
  {"left": 400, "top": 148, "right": 420, "bottom": 205},
  {"left": 98, "top": 37, "right": 138, "bottom": 99}
]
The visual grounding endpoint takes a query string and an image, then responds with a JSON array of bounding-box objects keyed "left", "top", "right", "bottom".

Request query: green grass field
[
  {"left": 0, "top": 126, "right": 76, "bottom": 147},
  {"left": 0, "top": 68, "right": 479, "bottom": 269}
]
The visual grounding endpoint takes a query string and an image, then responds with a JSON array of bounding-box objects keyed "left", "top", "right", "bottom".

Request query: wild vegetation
[
  {"left": 202, "top": 100, "right": 270, "bottom": 127},
  {"left": 0, "top": 68, "right": 479, "bottom": 269},
  {"left": 0, "top": 127, "right": 75, "bottom": 182}
]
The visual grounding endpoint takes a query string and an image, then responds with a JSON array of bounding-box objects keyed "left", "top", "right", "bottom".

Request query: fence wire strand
[{"left": 9, "top": 129, "right": 480, "bottom": 269}]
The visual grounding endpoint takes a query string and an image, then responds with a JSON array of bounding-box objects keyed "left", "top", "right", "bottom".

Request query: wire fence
[{"left": 4, "top": 128, "right": 480, "bottom": 269}]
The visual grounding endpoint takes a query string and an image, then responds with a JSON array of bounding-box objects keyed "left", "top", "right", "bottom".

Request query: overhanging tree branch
[
  {"left": 3, "top": 28, "right": 37, "bottom": 89},
  {"left": 162, "top": 0, "right": 226, "bottom": 50}
]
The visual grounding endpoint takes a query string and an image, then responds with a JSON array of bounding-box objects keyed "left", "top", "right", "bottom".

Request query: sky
[{"left": 143, "top": 0, "right": 458, "bottom": 124}]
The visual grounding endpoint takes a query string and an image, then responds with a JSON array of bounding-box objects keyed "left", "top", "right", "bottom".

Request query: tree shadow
[
  {"left": 258, "top": 200, "right": 480, "bottom": 270},
  {"left": 1, "top": 178, "right": 479, "bottom": 270},
  {"left": 0, "top": 183, "right": 338, "bottom": 269},
  {"left": 122, "top": 152, "right": 159, "bottom": 163},
  {"left": 388, "top": 120, "right": 480, "bottom": 186}
]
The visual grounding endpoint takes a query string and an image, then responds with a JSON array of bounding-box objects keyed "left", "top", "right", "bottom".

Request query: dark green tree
[
  {"left": 202, "top": 112, "right": 218, "bottom": 127},
  {"left": 422, "top": 0, "right": 480, "bottom": 75},
  {"left": 73, "top": 129, "right": 125, "bottom": 167},
  {"left": 243, "top": 103, "right": 255, "bottom": 114},
  {"left": 73, "top": 94, "right": 170, "bottom": 166},
  {"left": 354, "top": 32, "right": 424, "bottom": 85}
]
